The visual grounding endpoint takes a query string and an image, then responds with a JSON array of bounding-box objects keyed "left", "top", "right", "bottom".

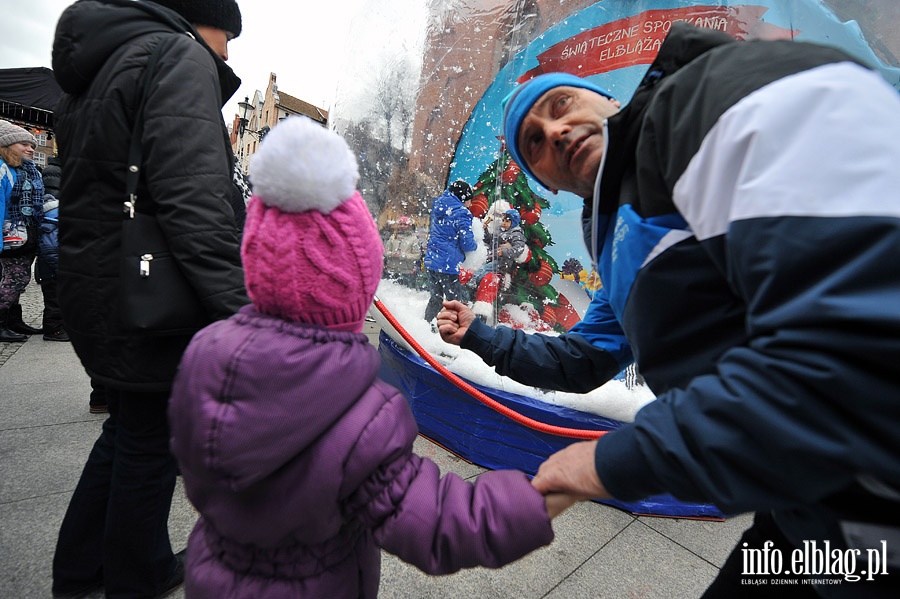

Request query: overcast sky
[{"left": 1, "top": 0, "right": 370, "bottom": 121}]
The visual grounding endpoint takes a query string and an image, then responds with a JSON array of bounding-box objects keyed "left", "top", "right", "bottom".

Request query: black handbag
[{"left": 118, "top": 37, "right": 208, "bottom": 335}]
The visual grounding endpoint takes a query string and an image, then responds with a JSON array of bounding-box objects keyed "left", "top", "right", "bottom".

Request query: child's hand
[{"left": 543, "top": 492, "right": 579, "bottom": 519}]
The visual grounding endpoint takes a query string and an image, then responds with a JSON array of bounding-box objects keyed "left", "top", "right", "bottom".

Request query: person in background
[
  {"left": 440, "top": 22, "right": 900, "bottom": 596},
  {"left": 0, "top": 123, "right": 24, "bottom": 342},
  {"left": 422, "top": 179, "right": 476, "bottom": 326},
  {"left": 36, "top": 192, "right": 65, "bottom": 341},
  {"left": 50, "top": 0, "right": 248, "bottom": 597},
  {"left": 40, "top": 154, "right": 61, "bottom": 198},
  {"left": 0, "top": 121, "right": 43, "bottom": 342},
  {"left": 37, "top": 155, "right": 68, "bottom": 341},
  {"left": 468, "top": 207, "right": 528, "bottom": 324},
  {"left": 0, "top": 132, "right": 13, "bottom": 261},
  {"left": 383, "top": 215, "right": 421, "bottom": 287},
  {"left": 169, "top": 116, "right": 559, "bottom": 598},
  {"left": 35, "top": 156, "right": 69, "bottom": 341}
]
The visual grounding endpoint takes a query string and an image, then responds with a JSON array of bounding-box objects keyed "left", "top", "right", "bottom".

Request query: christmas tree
[{"left": 467, "top": 146, "right": 579, "bottom": 331}]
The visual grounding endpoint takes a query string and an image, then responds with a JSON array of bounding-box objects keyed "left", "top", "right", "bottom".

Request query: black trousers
[
  {"left": 52, "top": 388, "right": 179, "bottom": 598},
  {"left": 40, "top": 276, "right": 63, "bottom": 330},
  {"left": 424, "top": 270, "right": 466, "bottom": 322}
]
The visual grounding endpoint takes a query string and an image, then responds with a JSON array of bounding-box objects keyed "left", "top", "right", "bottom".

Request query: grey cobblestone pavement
[{"left": 1, "top": 275, "right": 751, "bottom": 598}]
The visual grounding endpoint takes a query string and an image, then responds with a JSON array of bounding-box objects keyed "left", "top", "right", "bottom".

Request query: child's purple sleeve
[
  {"left": 353, "top": 453, "right": 554, "bottom": 575},
  {"left": 341, "top": 390, "right": 553, "bottom": 575}
]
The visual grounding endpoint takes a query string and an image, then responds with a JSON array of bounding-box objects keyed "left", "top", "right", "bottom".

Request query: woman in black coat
[{"left": 50, "top": 1, "right": 249, "bottom": 596}]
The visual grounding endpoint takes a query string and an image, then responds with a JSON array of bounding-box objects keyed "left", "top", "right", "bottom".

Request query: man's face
[
  {"left": 517, "top": 86, "right": 621, "bottom": 198},
  {"left": 195, "top": 25, "right": 233, "bottom": 61},
  {"left": 9, "top": 141, "right": 35, "bottom": 161}
]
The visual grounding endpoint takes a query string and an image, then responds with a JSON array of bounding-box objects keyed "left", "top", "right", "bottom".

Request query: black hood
[
  {"left": 597, "top": 21, "right": 734, "bottom": 215},
  {"left": 52, "top": 0, "right": 240, "bottom": 103}
]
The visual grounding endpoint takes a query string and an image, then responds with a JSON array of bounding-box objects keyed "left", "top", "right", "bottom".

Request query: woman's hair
[{"left": 0, "top": 145, "right": 23, "bottom": 168}]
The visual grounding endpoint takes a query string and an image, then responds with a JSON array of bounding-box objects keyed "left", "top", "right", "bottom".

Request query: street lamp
[{"left": 237, "top": 96, "right": 269, "bottom": 140}]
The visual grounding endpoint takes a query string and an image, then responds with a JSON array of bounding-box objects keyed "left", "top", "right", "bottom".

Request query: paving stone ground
[{"left": 0, "top": 273, "right": 750, "bottom": 598}]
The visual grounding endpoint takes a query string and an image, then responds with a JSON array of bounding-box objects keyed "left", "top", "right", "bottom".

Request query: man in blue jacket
[
  {"left": 439, "top": 22, "right": 900, "bottom": 596},
  {"left": 423, "top": 180, "right": 476, "bottom": 324}
]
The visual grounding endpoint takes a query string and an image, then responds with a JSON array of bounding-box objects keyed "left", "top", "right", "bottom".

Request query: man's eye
[{"left": 553, "top": 95, "right": 570, "bottom": 114}]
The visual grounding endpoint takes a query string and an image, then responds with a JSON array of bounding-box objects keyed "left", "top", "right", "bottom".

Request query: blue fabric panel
[{"left": 377, "top": 332, "right": 723, "bottom": 518}]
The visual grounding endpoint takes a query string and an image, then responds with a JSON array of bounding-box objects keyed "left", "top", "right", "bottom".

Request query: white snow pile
[{"left": 372, "top": 278, "right": 656, "bottom": 424}]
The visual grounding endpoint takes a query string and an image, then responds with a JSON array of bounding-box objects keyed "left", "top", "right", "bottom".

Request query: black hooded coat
[{"left": 52, "top": 0, "right": 249, "bottom": 391}]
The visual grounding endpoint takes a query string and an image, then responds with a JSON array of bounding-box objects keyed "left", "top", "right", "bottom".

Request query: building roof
[{"left": 277, "top": 91, "right": 328, "bottom": 124}]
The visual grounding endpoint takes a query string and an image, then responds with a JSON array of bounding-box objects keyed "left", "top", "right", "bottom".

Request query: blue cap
[
  {"left": 501, "top": 73, "right": 614, "bottom": 188},
  {"left": 503, "top": 209, "right": 521, "bottom": 228}
]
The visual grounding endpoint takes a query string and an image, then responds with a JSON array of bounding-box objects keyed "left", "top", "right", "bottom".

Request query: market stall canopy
[{"left": 0, "top": 67, "right": 63, "bottom": 127}]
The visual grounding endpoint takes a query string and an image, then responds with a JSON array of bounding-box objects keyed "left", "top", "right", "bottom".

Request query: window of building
[
  {"left": 34, "top": 133, "right": 48, "bottom": 146},
  {"left": 34, "top": 152, "right": 47, "bottom": 168}
]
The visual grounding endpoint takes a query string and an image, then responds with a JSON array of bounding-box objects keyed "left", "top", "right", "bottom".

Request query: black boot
[
  {"left": 43, "top": 326, "right": 71, "bottom": 342},
  {"left": 8, "top": 302, "right": 43, "bottom": 335},
  {"left": 0, "top": 308, "right": 28, "bottom": 342}
]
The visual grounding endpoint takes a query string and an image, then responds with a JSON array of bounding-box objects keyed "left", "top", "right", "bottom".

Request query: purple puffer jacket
[{"left": 169, "top": 306, "right": 554, "bottom": 598}]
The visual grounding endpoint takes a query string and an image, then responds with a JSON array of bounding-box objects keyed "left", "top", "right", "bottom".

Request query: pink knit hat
[{"left": 241, "top": 116, "right": 383, "bottom": 332}]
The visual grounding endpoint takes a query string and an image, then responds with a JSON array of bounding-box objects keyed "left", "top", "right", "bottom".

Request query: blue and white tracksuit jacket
[{"left": 462, "top": 23, "right": 900, "bottom": 593}]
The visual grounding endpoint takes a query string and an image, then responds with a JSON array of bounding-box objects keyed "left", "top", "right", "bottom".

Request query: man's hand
[
  {"left": 436, "top": 300, "right": 476, "bottom": 345},
  {"left": 532, "top": 440, "right": 612, "bottom": 500}
]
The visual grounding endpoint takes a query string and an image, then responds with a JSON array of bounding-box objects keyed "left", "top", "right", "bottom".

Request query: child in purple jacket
[{"left": 168, "top": 116, "right": 561, "bottom": 598}]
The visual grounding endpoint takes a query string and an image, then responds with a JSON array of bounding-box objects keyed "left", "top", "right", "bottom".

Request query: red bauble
[
  {"left": 528, "top": 259, "right": 553, "bottom": 287},
  {"left": 520, "top": 204, "right": 542, "bottom": 225},
  {"left": 469, "top": 194, "right": 488, "bottom": 218},
  {"left": 541, "top": 305, "right": 558, "bottom": 327},
  {"left": 501, "top": 162, "right": 521, "bottom": 184}
]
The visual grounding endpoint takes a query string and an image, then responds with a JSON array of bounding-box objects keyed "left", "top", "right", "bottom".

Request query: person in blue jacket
[
  {"left": 422, "top": 180, "right": 476, "bottom": 324},
  {"left": 439, "top": 22, "right": 900, "bottom": 597},
  {"left": 0, "top": 139, "right": 15, "bottom": 251}
]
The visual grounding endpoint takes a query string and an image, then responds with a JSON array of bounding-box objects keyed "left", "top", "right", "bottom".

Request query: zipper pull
[{"left": 140, "top": 253, "right": 153, "bottom": 278}]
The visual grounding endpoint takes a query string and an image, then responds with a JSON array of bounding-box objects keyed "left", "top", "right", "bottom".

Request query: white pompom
[{"left": 248, "top": 116, "right": 359, "bottom": 213}]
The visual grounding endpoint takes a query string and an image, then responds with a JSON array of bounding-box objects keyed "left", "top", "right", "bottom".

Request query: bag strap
[{"left": 124, "top": 36, "right": 176, "bottom": 219}]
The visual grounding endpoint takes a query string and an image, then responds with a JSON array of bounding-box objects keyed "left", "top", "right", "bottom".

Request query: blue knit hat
[
  {"left": 503, "top": 209, "right": 520, "bottom": 228},
  {"left": 501, "top": 73, "right": 614, "bottom": 187}
]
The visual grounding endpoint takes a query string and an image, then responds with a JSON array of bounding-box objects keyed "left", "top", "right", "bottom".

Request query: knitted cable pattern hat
[
  {"left": 242, "top": 116, "right": 383, "bottom": 333},
  {"left": 0, "top": 121, "right": 36, "bottom": 148},
  {"left": 150, "top": 0, "right": 242, "bottom": 37}
]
